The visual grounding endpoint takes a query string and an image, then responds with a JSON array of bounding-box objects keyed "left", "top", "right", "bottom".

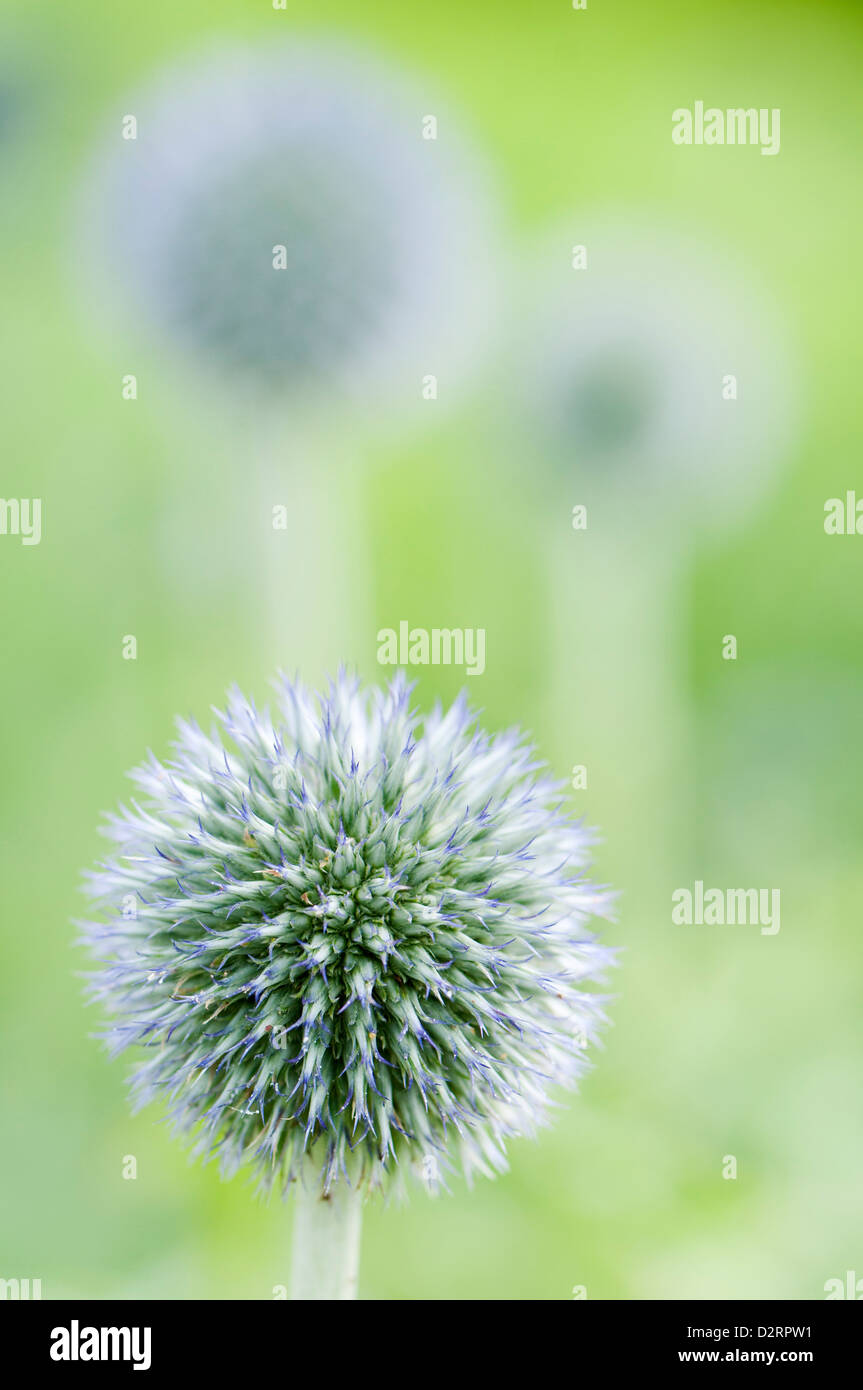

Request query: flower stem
[{"left": 289, "top": 1180, "right": 363, "bottom": 1301}]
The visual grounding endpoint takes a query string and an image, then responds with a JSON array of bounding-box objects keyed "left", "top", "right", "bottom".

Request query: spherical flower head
[
  {"left": 80, "top": 39, "right": 497, "bottom": 414},
  {"left": 517, "top": 219, "right": 797, "bottom": 534},
  {"left": 80, "top": 674, "right": 615, "bottom": 1196}
]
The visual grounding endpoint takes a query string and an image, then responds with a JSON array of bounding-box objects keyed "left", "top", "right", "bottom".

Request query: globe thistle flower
[
  {"left": 79, "top": 37, "right": 497, "bottom": 419},
  {"left": 80, "top": 673, "right": 614, "bottom": 1292},
  {"left": 513, "top": 217, "right": 797, "bottom": 532},
  {"left": 495, "top": 217, "right": 799, "bottom": 885},
  {"left": 75, "top": 38, "right": 500, "bottom": 692}
]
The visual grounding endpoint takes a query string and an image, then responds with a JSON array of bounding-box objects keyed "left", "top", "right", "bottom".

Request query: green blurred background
[{"left": 1, "top": 0, "right": 861, "bottom": 1299}]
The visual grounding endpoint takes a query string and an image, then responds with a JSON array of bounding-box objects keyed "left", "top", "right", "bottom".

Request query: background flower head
[
  {"left": 513, "top": 217, "right": 798, "bottom": 537},
  {"left": 79, "top": 37, "right": 498, "bottom": 420}
]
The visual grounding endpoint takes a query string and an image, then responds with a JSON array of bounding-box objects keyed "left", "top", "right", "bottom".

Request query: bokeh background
[{"left": 1, "top": 0, "right": 861, "bottom": 1300}]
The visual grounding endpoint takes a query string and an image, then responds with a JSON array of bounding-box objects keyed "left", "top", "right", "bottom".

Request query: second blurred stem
[{"left": 545, "top": 516, "right": 696, "bottom": 899}]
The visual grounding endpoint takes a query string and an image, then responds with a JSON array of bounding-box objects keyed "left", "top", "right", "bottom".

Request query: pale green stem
[
  {"left": 257, "top": 425, "right": 371, "bottom": 684},
  {"left": 545, "top": 519, "right": 695, "bottom": 889},
  {"left": 289, "top": 1180, "right": 363, "bottom": 1301}
]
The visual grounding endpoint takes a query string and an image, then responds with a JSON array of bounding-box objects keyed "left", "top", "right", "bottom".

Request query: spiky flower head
[{"left": 81, "top": 674, "right": 614, "bottom": 1196}]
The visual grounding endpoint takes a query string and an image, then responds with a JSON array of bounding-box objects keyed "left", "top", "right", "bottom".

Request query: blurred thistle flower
[
  {"left": 515, "top": 218, "right": 798, "bottom": 534},
  {"left": 499, "top": 219, "right": 801, "bottom": 887},
  {"left": 79, "top": 38, "right": 497, "bottom": 419},
  {"left": 76, "top": 38, "right": 500, "bottom": 690},
  {"left": 80, "top": 673, "right": 614, "bottom": 1212}
]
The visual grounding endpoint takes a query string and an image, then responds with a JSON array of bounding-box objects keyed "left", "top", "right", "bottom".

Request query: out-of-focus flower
[
  {"left": 80, "top": 38, "right": 497, "bottom": 418},
  {"left": 80, "top": 673, "right": 614, "bottom": 1195},
  {"left": 515, "top": 219, "right": 798, "bottom": 535}
]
